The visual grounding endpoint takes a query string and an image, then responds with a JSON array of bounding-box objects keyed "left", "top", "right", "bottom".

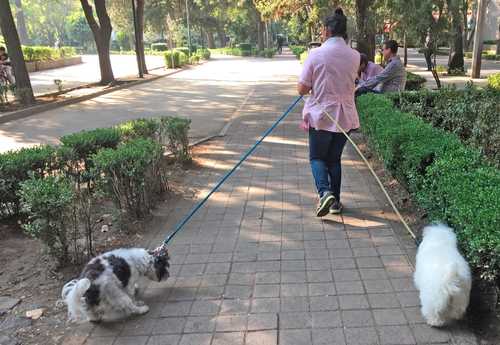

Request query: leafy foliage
[
  {"left": 18, "top": 175, "right": 75, "bottom": 262},
  {"left": 357, "top": 94, "right": 500, "bottom": 283},
  {"left": 405, "top": 72, "right": 426, "bottom": 90},
  {"left": 92, "top": 138, "right": 167, "bottom": 222},
  {"left": 0, "top": 145, "right": 55, "bottom": 218},
  {"left": 389, "top": 85, "right": 500, "bottom": 166}
]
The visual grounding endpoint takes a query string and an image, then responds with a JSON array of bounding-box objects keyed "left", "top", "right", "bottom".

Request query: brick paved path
[{"left": 67, "top": 82, "right": 478, "bottom": 345}]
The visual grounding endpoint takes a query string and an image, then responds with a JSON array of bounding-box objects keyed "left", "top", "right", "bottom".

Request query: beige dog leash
[{"left": 306, "top": 97, "right": 417, "bottom": 241}]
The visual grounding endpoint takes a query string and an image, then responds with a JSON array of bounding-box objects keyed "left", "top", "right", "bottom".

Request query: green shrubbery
[
  {"left": 93, "top": 138, "right": 167, "bottom": 221},
  {"left": 19, "top": 176, "right": 75, "bottom": 262},
  {"left": 210, "top": 46, "right": 276, "bottom": 58},
  {"left": 22, "top": 46, "right": 77, "bottom": 62},
  {"left": 405, "top": 72, "right": 426, "bottom": 90},
  {"left": 196, "top": 48, "right": 211, "bottom": 60},
  {"left": 464, "top": 50, "right": 500, "bottom": 61},
  {"left": 0, "top": 145, "right": 56, "bottom": 218},
  {"left": 357, "top": 94, "right": 500, "bottom": 283},
  {"left": 2, "top": 116, "right": 191, "bottom": 263},
  {"left": 290, "top": 45, "right": 307, "bottom": 59},
  {"left": 488, "top": 72, "right": 500, "bottom": 90},
  {"left": 151, "top": 43, "right": 168, "bottom": 51},
  {"left": 389, "top": 85, "right": 500, "bottom": 166}
]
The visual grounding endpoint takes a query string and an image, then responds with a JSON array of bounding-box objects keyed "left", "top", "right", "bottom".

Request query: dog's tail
[
  {"left": 442, "top": 263, "right": 463, "bottom": 296},
  {"left": 62, "top": 278, "right": 91, "bottom": 323}
]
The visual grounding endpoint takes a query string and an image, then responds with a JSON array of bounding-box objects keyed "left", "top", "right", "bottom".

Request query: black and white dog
[{"left": 61, "top": 248, "right": 169, "bottom": 322}]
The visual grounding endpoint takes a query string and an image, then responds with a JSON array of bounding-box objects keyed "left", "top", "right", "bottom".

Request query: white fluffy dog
[
  {"left": 414, "top": 224, "right": 471, "bottom": 327},
  {"left": 61, "top": 247, "right": 169, "bottom": 323}
]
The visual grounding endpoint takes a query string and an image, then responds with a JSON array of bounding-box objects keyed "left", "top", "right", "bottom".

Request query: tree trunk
[
  {"left": 80, "top": 0, "right": 115, "bottom": 84},
  {"left": 496, "top": 23, "right": 500, "bottom": 55},
  {"left": 217, "top": 24, "right": 226, "bottom": 47},
  {"left": 13, "top": 0, "right": 29, "bottom": 45},
  {"left": 0, "top": 0, "right": 35, "bottom": 105},
  {"left": 136, "top": 0, "right": 148, "bottom": 74},
  {"left": 257, "top": 19, "right": 265, "bottom": 50},
  {"left": 355, "top": 0, "right": 376, "bottom": 60},
  {"left": 206, "top": 30, "right": 215, "bottom": 49},
  {"left": 403, "top": 31, "right": 408, "bottom": 66},
  {"left": 448, "top": 3, "right": 465, "bottom": 72}
]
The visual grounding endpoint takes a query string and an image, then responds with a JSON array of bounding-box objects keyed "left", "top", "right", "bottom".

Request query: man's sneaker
[
  {"left": 329, "top": 201, "right": 343, "bottom": 214},
  {"left": 316, "top": 192, "right": 335, "bottom": 217}
]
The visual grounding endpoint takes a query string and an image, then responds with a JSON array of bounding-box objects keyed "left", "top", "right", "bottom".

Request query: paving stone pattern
[{"left": 67, "top": 84, "right": 477, "bottom": 345}]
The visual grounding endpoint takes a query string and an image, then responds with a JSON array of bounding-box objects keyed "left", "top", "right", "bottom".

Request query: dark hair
[
  {"left": 384, "top": 40, "right": 398, "bottom": 54},
  {"left": 359, "top": 53, "right": 369, "bottom": 66},
  {"left": 323, "top": 8, "right": 347, "bottom": 37},
  {"left": 0, "top": 47, "right": 5, "bottom": 51}
]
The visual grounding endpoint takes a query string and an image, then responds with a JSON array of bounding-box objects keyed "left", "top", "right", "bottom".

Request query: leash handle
[{"left": 163, "top": 95, "right": 304, "bottom": 245}]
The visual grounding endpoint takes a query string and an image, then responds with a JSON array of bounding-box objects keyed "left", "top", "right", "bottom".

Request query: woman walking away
[{"left": 297, "top": 8, "right": 360, "bottom": 217}]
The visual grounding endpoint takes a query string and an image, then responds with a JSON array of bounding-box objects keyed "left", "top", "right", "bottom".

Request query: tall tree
[
  {"left": 447, "top": 0, "right": 466, "bottom": 72},
  {"left": 355, "top": 0, "right": 376, "bottom": 60},
  {"left": 80, "top": 0, "right": 115, "bottom": 84},
  {"left": 0, "top": 0, "right": 35, "bottom": 105},
  {"left": 13, "top": 0, "right": 29, "bottom": 44},
  {"left": 135, "top": 0, "right": 148, "bottom": 74}
]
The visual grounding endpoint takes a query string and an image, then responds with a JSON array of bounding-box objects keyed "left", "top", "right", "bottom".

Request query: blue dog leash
[{"left": 154, "top": 95, "right": 303, "bottom": 253}]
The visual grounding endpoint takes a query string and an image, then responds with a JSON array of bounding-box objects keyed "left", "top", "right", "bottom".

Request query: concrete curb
[{"left": 0, "top": 61, "right": 207, "bottom": 125}]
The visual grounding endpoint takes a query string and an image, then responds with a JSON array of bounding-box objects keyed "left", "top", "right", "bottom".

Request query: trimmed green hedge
[
  {"left": 389, "top": 85, "right": 500, "bottom": 166},
  {"left": 357, "top": 94, "right": 500, "bottom": 283},
  {"left": 22, "top": 46, "right": 77, "bottom": 62}
]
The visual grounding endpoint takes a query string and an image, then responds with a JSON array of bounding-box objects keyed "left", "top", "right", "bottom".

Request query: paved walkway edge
[{"left": 0, "top": 63, "right": 207, "bottom": 126}]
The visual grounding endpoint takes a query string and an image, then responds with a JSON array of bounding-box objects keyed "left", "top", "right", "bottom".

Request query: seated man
[
  {"left": 0, "top": 46, "right": 15, "bottom": 84},
  {"left": 356, "top": 40, "right": 406, "bottom": 95}
]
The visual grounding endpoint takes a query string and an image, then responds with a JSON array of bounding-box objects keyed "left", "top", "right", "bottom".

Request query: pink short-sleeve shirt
[{"left": 299, "top": 37, "right": 360, "bottom": 133}]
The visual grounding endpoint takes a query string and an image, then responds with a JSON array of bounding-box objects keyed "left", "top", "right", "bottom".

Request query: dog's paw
[
  {"left": 137, "top": 305, "right": 149, "bottom": 315},
  {"left": 135, "top": 300, "right": 146, "bottom": 306}
]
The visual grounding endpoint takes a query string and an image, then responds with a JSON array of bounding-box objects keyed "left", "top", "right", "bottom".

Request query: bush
[
  {"left": 0, "top": 145, "right": 56, "bottom": 218},
  {"left": 390, "top": 86, "right": 500, "bottom": 166},
  {"left": 60, "top": 127, "right": 121, "bottom": 163},
  {"left": 190, "top": 55, "right": 200, "bottom": 64},
  {"left": 264, "top": 48, "right": 276, "bottom": 58},
  {"left": 92, "top": 138, "right": 167, "bottom": 221},
  {"left": 59, "top": 127, "right": 121, "bottom": 188},
  {"left": 357, "top": 94, "right": 500, "bottom": 283},
  {"left": 151, "top": 43, "right": 168, "bottom": 51},
  {"left": 405, "top": 72, "right": 426, "bottom": 90},
  {"left": 178, "top": 51, "right": 188, "bottom": 66},
  {"left": 238, "top": 43, "right": 252, "bottom": 52},
  {"left": 164, "top": 50, "right": 181, "bottom": 68},
  {"left": 159, "top": 116, "right": 191, "bottom": 162},
  {"left": 196, "top": 48, "right": 211, "bottom": 60},
  {"left": 18, "top": 176, "right": 75, "bottom": 262},
  {"left": 290, "top": 45, "right": 307, "bottom": 59},
  {"left": 117, "top": 118, "right": 160, "bottom": 142},
  {"left": 22, "top": 46, "right": 77, "bottom": 62},
  {"left": 175, "top": 47, "right": 190, "bottom": 56},
  {"left": 488, "top": 72, "right": 500, "bottom": 90}
]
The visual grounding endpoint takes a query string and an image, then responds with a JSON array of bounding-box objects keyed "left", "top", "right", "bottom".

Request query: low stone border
[{"left": 26, "top": 56, "right": 83, "bottom": 73}]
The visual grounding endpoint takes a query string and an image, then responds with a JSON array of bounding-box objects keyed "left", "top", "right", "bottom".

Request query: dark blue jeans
[{"left": 309, "top": 128, "right": 348, "bottom": 201}]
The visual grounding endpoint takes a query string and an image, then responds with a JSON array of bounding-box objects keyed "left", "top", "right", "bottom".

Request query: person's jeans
[{"left": 309, "top": 128, "right": 348, "bottom": 201}]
